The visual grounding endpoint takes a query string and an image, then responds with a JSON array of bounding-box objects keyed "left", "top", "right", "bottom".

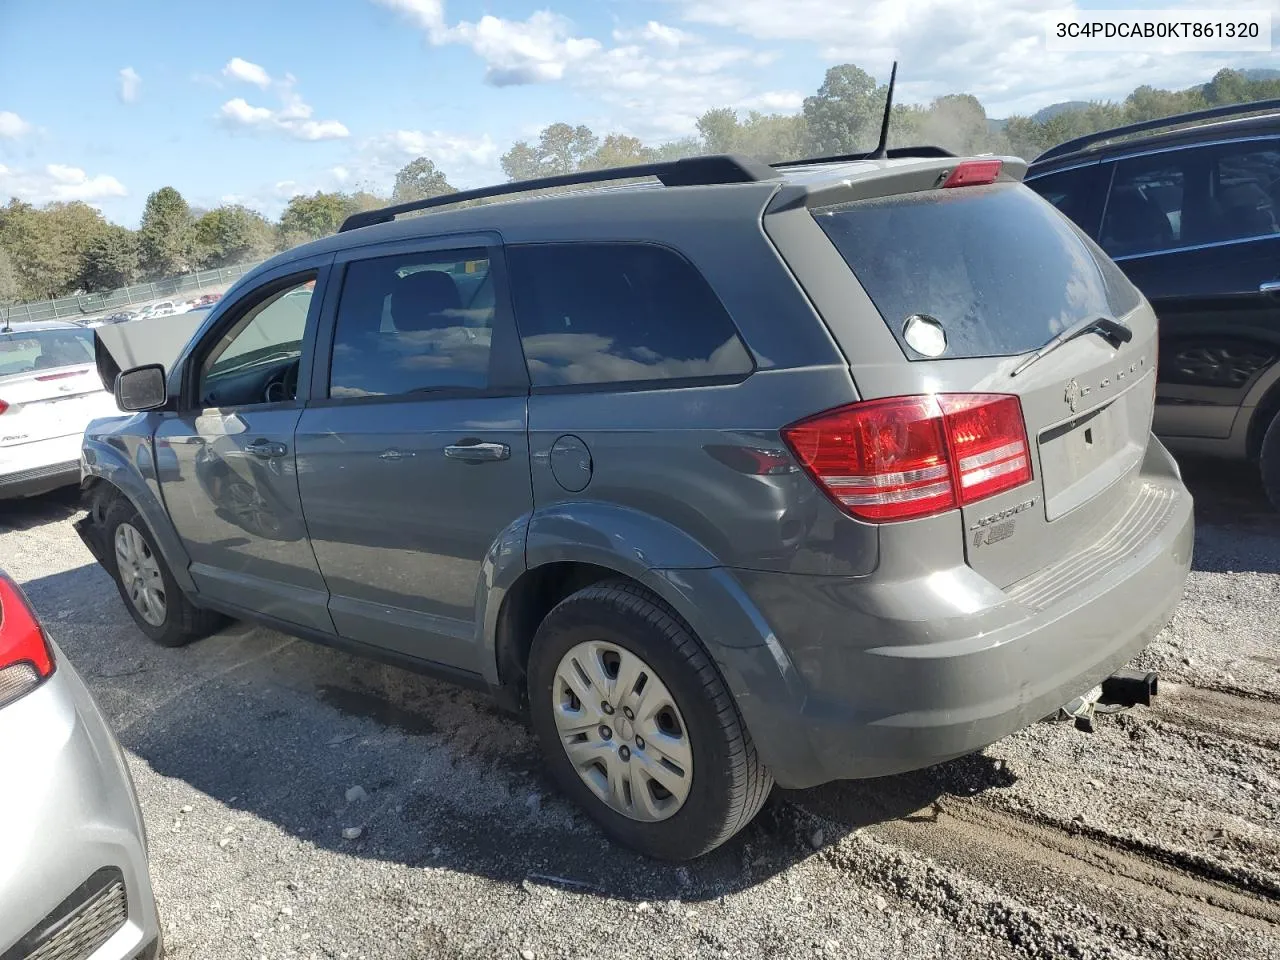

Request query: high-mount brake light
[
  {"left": 0, "top": 573, "right": 55, "bottom": 709},
  {"left": 782, "top": 394, "right": 1032, "bottom": 523},
  {"left": 940, "top": 159, "right": 1003, "bottom": 188}
]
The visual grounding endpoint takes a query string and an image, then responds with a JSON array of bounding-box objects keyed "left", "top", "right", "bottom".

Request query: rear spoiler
[{"left": 92, "top": 313, "right": 205, "bottom": 394}]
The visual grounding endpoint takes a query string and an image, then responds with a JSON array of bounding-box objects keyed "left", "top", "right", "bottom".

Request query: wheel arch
[{"left": 79, "top": 434, "right": 196, "bottom": 593}]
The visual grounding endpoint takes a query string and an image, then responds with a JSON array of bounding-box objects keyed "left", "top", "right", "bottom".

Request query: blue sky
[{"left": 1, "top": 0, "right": 1276, "bottom": 226}]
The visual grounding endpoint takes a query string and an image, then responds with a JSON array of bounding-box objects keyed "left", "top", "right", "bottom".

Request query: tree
[
  {"left": 919, "top": 94, "right": 992, "bottom": 156},
  {"left": 696, "top": 108, "right": 740, "bottom": 154},
  {"left": 0, "top": 247, "right": 18, "bottom": 305},
  {"left": 500, "top": 123, "right": 600, "bottom": 180},
  {"left": 278, "top": 191, "right": 350, "bottom": 248},
  {"left": 193, "top": 205, "right": 275, "bottom": 267},
  {"left": 584, "top": 134, "right": 652, "bottom": 170},
  {"left": 80, "top": 225, "right": 140, "bottom": 290},
  {"left": 1203, "top": 68, "right": 1251, "bottom": 106},
  {"left": 1125, "top": 85, "right": 1205, "bottom": 122},
  {"left": 802, "top": 63, "right": 883, "bottom": 155},
  {"left": 138, "top": 187, "right": 194, "bottom": 278},
  {"left": 391, "top": 157, "right": 455, "bottom": 203}
]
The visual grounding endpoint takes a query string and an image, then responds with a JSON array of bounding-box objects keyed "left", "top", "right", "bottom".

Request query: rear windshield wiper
[{"left": 1011, "top": 316, "right": 1132, "bottom": 377}]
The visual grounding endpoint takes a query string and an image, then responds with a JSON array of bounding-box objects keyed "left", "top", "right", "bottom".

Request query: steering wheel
[{"left": 263, "top": 360, "right": 300, "bottom": 404}]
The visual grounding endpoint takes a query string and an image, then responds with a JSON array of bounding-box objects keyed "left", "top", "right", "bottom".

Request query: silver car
[{"left": 0, "top": 573, "right": 161, "bottom": 960}]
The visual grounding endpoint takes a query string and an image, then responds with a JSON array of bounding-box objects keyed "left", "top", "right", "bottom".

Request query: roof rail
[
  {"left": 1034, "top": 97, "right": 1280, "bottom": 164},
  {"left": 338, "top": 154, "right": 778, "bottom": 232},
  {"left": 771, "top": 145, "right": 955, "bottom": 169}
]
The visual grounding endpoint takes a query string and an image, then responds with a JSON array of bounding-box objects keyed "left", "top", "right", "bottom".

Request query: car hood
[{"left": 92, "top": 312, "right": 205, "bottom": 393}]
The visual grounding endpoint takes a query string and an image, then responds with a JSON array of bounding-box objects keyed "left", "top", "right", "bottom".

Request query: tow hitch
[{"left": 1055, "top": 669, "right": 1159, "bottom": 732}]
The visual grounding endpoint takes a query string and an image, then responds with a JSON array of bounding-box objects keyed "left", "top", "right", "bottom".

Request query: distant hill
[
  {"left": 1033, "top": 101, "right": 1091, "bottom": 122},
  {"left": 1241, "top": 69, "right": 1280, "bottom": 81}
]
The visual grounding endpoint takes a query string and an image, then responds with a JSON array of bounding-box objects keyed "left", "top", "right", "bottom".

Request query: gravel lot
[{"left": 1, "top": 460, "right": 1277, "bottom": 960}]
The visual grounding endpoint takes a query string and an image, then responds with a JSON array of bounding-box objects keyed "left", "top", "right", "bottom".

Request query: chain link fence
[{"left": 0, "top": 260, "right": 266, "bottom": 324}]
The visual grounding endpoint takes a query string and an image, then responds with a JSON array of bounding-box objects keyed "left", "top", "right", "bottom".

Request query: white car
[
  {"left": 0, "top": 320, "right": 120, "bottom": 499},
  {"left": 137, "top": 301, "right": 180, "bottom": 320}
]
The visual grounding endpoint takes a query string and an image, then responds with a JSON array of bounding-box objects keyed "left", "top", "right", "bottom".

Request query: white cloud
[
  {"left": 0, "top": 111, "right": 32, "bottom": 139},
  {"left": 371, "top": 1, "right": 790, "bottom": 139},
  {"left": 0, "top": 163, "right": 126, "bottom": 204},
  {"left": 612, "top": 21, "right": 693, "bottom": 48},
  {"left": 739, "top": 90, "right": 805, "bottom": 112},
  {"left": 673, "top": 0, "right": 1280, "bottom": 115},
  {"left": 118, "top": 67, "right": 142, "bottom": 104},
  {"left": 358, "top": 129, "right": 502, "bottom": 187},
  {"left": 223, "top": 57, "right": 273, "bottom": 88},
  {"left": 217, "top": 71, "right": 350, "bottom": 141}
]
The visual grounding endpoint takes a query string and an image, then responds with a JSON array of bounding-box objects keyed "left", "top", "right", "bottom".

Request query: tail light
[
  {"left": 35, "top": 371, "right": 78, "bottom": 382},
  {"left": 0, "top": 400, "right": 7, "bottom": 415},
  {"left": 782, "top": 394, "right": 1032, "bottom": 522},
  {"left": 0, "top": 574, "right": 55, "bottom": 709}
]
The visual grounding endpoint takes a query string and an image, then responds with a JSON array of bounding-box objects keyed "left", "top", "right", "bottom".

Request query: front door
[
  {"left": 295, "top": 238, "right": 532, "bottom": 674},
  {"left": 155, "top": 265, "right": 335, "bottom": 633}
]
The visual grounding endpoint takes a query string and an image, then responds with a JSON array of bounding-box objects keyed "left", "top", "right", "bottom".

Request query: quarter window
[
  {"left": 506, "top": 242, "right": 753, "bottom": 388},
  {"left": 328, "top": 250, "right": 494, "bottom": 398}
]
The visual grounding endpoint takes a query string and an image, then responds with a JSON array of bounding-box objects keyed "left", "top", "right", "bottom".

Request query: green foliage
[
  {"left": 80, "top": 224, "right": 140, "bottom": 290},
  {"left": 193, "top": 205, "right": 276, "bottom": 268},
  {"left": 0, "top": 247, "right": 18, "bottom": 306},
  {"left": 392, "top": 157, "right": 456, "bottom": 203},
  {"left": 501, "top": 123, "right": 600, "bottom": 180},
  {"left": 138, "top": 186, "right": 194, "bottom": 278},
  {"left": 278, "top": 191, "right": 351, "bottom": 248},
  {"left": 802, "top": 63, "right": 884, "bottom": 155}
]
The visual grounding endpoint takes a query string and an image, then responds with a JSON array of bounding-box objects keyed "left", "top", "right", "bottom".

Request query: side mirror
[{"left": 114, "top": 364, "right": 168, "bottom": 412}]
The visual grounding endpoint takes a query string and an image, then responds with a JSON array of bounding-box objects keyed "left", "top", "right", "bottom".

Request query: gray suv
[{"left": 77, "top": 151, "right": 1193, "bottom": 861}]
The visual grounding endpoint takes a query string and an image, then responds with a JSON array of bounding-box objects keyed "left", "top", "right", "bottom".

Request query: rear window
[
  {"left": 814, "top": 183, "right": 1142, "bottom": 360},
  {"left": 0, "top": 329, "right": 95, "bottom": 377}
]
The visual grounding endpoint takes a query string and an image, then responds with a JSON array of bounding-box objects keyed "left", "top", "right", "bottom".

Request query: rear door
[
  {"left": 1094, "top": 139, "right": 1280, "bottom": 440},
  {"left": 807, "top": 177, "right": 1157, "bottom": 587},
  {"left": 153, "top": 260, "right": 334, "bottom": 632},
  {"left": 294, "top": 236, "right": 532, "bottom": 675}
]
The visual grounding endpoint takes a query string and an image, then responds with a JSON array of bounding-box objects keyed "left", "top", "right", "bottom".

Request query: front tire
[
  {"left": 1261, "top": 412, "right": 1280, "bottom": 512},
  {"left": 103, "top": 497, "right": 223, "bottom": 647},
  {"left": 527, "top": 579, "right": 772, "bottom": 861}
]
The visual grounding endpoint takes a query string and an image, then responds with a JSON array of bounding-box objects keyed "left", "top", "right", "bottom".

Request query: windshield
[
  {"left": 813, "top": 182, "right": 1142, "bottom": 360},
  {"left": 0, "top": 328, "right": 96, "bottom": 377}
]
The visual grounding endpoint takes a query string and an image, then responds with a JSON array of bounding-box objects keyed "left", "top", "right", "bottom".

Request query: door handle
[
  {"left": 245, "top": 439, "right": 288, "bottom": 459},
  {"left": 1261, "top": 281, "right": 1280, "bottom": 295},
  {"left": 444, "top": 441, "right": 510, "bottom": 463}
]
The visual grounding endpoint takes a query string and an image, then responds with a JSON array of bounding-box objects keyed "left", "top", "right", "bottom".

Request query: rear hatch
[
  {"left": 798, "top": 173, "right": 1157, "bottom": 588},
  {"left": 0, "top": 327, "right": 116, "bottom": 448}
]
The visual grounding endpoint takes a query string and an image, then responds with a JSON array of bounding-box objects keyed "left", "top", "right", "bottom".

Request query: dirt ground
[{"left": 1, "top": 458, "right": 1276, "bottom": 959}]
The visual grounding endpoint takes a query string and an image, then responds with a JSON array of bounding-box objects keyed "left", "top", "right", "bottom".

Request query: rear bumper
[
  {"left": 682, "top": 438, "right": 1194, "bottom": 789},
  {"left": 0, "top": 650, "right": 160, "bottom": 960},
  {"left": 0, "top": 460, "right": 81, "bottom": 500},
  {"left": 0, "top": 434, "right": 84, "bottom": 499}
]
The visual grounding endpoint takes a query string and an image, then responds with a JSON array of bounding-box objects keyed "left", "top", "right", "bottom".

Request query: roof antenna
[{"left": 867, "top": 61, "right": 898, "bottom": 160}]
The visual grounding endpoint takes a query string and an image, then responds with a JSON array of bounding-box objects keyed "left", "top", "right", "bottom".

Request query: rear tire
[
  {"left": 1261, "top": 412, "right": 1280, "bottom": 512},
  {"left": 103, "top": 497, "right": 223, "bottom": 647},
  {"left": 527, "top": 579, "right": 772, "bottom": 861}
]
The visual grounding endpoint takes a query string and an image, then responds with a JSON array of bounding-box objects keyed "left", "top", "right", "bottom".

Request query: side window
[
  {"left": 1027, "top": 165, "right": 1104, "bottom": 236},
  {"left": 506, "top": 243, "right": 753, "bottom": 388},
  {"left": 1100, "top": 159, "right": 1185, "bottom": 257},
  {"left": 1207, "top": 143, "right": 1280, "bottom": 244},
  {"left": 198, "top": 275, "right": 316, "bottom": 407},
  {"left": 328, "top": 250, "right": 493, "bottom": 399}
]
